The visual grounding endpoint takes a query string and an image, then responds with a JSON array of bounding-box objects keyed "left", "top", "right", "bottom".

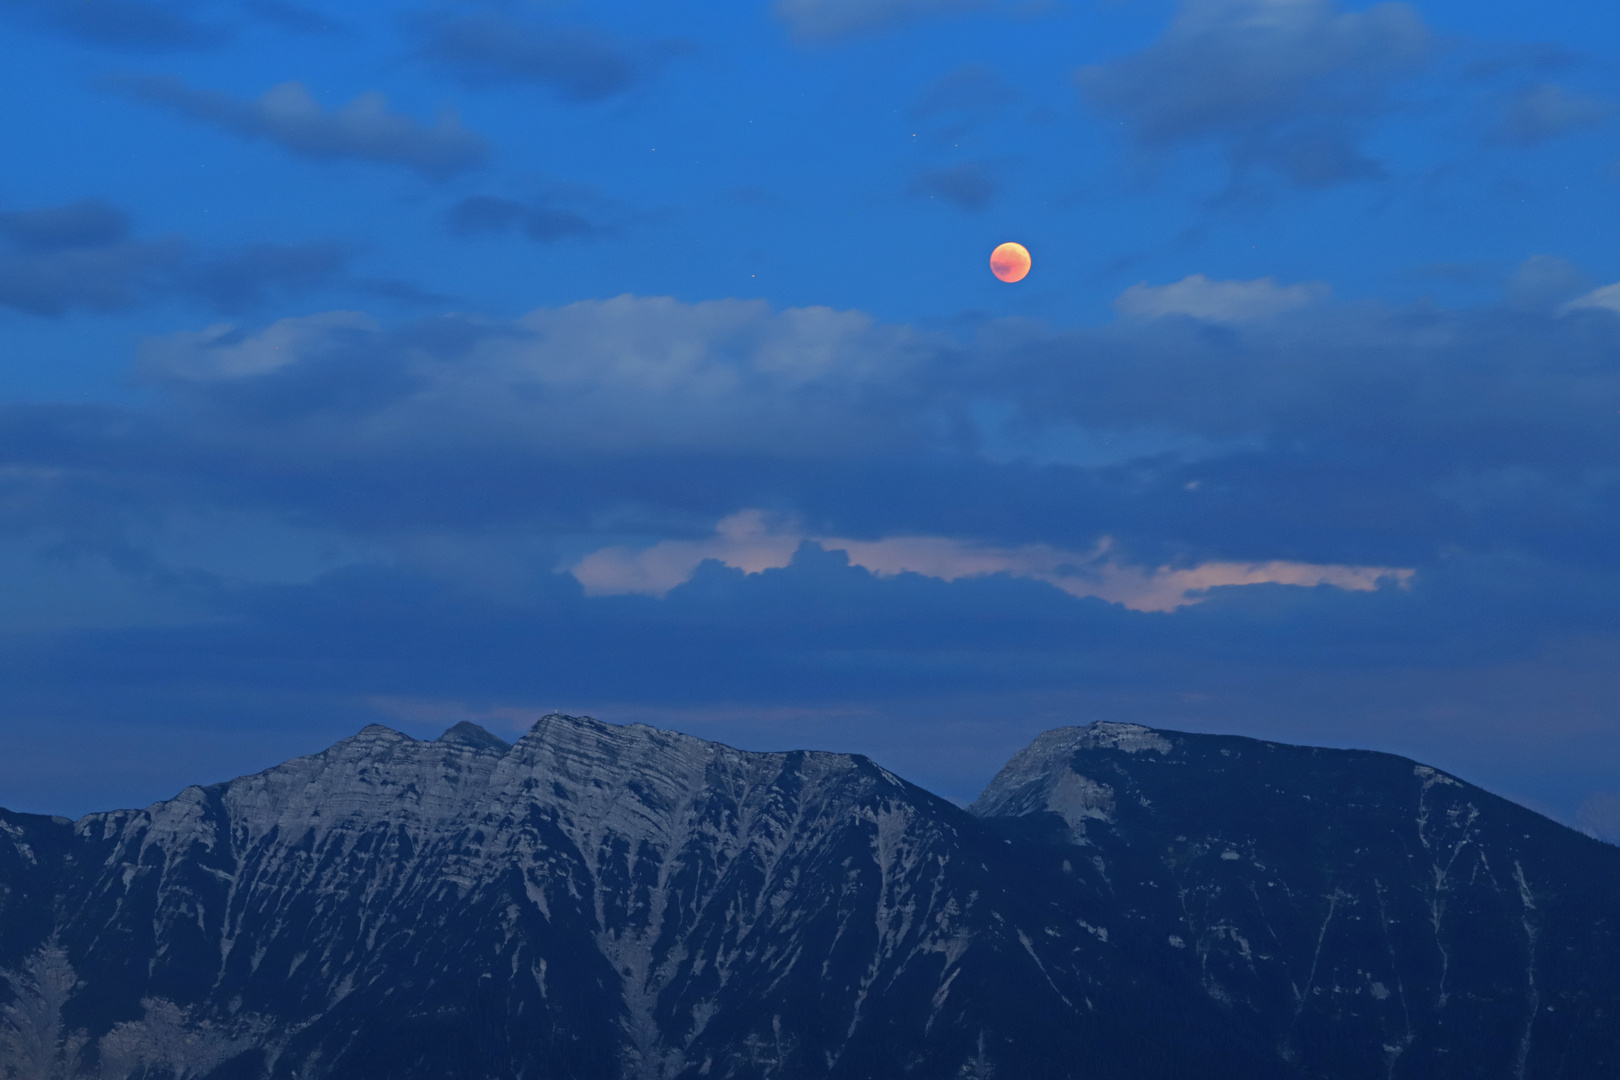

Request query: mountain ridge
[{"left": 2, "top": 714, "right": 1617, "bottom": 1079}]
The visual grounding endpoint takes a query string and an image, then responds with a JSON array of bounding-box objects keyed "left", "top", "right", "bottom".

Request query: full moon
[{"left": 990, "top": 242, "right": 1031, "bottom": 283}]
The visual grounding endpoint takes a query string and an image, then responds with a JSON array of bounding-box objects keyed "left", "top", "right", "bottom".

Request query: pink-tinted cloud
[{"left": 567, "top": 510, "right": 1412, "bottom": 611}]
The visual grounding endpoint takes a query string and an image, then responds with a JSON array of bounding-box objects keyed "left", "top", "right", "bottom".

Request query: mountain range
[{"left": 2, "top": 714, "right": 1617, "bottom": 1079}]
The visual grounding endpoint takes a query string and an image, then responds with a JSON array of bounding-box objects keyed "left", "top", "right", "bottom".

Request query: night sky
[{"left": 3, "top": 0, "right": 1619, "bottom": 838}]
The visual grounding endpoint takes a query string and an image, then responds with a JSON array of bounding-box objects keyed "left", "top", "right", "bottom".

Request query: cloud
[
  {"left": 1080, "top": 0, "right": 1431, "bottom": 188},
  {"left": 569, "top": 509, "right": 1412, "bottom": 611},
  {"left": 0, "top": 201, "right": 395, "bottom": 316},
  {"left": 0, "top": 199, "right": 183, "bottom": 316},
  {"left": 909, "top": 163, "right": 997, "bottom": 212},
  {"left": 6, "top": 287, "right": 1620, "bottom": 814},
  {"left": 419, "top": 13, "right": 679, "bottom": 102},
  {"left": 2, "top": 0, "right": 223, "bottom": 50},
  {"left": 1505, "top": 254, "right": 1588, "bottom": 311},
  {"left": 1562, "top": 281, "right": 1620, "bottom": 317},
  {"left": 776, "top": 0, "right": 989, "bottom": 39},
  {"left": 140, "top": 311, "right": 378, "bottom": 381},
  {"left": 0, "top": 200, "right": 130, "bottom": 250},
  {"left": 242, "top": 0, "right": 345, "bottom": 36},
  {"left": 910, "top": 63, "right": 1018, "bottom": 118},
  {"left": 77, "top": 283, "right": 1620, "bottom": 531},
  {"left": 182, "top": 241, "right": 351, "bottom": 312},
  {"left": 1, "top": 256, "right": 1618, "bottom": 828},
  {"left": 446, "top": 196, "right": 607, "bottom": 243},
  {"left": 128, "top": 295, "right": 935, "bottom": 456},
  {"left": 1114, "top": 274, "right": 1329, "bottom": 322},
  {"left": 1493, "top": 84, "right": 1613, "bottom": 147},
  {"left": 111, "top": 76, "right": 489, "bottom": 179},
  {"left": 5, "top": 284, "right": 1617, "bottom": 602}
]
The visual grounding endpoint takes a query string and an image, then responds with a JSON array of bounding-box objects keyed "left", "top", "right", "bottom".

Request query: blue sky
[{"left": 3, "top": 0, "right": 1620, "bottom": 837}]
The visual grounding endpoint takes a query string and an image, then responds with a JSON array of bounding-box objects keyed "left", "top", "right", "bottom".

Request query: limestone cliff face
[
  {"left": 1, "top": 715, "right": 1616, "bottom": 1079},
  {"left": 971, "top": 722, "right": 1620, "bottom": 1080}
]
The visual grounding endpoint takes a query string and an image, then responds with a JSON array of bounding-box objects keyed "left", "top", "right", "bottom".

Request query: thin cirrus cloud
[
  {"left": 419, "top": 13, "right": 682, "bottom": 102},
  {"left": 109, "top": 76, "right": 489, "bottom": 179},
  {"left": 1114, "top": 274, "right": 1330, "bottom": 322},
  {"left": 568, "top": 510, "right": 1414, "bottom": 612},
  {"left": 1080, "top": 0, "right": 1431, "bottom": 189}
]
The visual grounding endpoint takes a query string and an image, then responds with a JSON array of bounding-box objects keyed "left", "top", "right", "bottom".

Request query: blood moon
[{"left": 989, "top": 242, "right": 1031, "bottom": 283}]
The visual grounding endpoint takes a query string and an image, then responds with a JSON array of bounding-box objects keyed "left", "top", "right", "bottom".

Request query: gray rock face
[
  {"left": 970, "top": 722, "right": 1620, "bottom": 1079},
  {"left": 1, "top": 715, "right": 1617, "bottom": 1079}
]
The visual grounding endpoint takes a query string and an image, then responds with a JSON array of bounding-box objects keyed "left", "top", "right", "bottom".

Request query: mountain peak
[
  {"left": 435, "top": 721, "right": 511, "bottom": 753},
  {"left": 969, "top": 721, "right": 1173, "bottom": 819}
]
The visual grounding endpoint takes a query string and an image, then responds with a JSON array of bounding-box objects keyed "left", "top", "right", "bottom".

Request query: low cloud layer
[
  {"left": 112, "top": 76, "right": 489, "bottom": 179},
  {"left": 569, "top": 509, "right": 1412, "bottom": 611}
]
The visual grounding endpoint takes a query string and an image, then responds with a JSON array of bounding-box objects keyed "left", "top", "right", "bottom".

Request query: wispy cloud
[
  {"left": 1115, "top": 274, "right": 1328, "bottom": 322},
  {"left": 1559, "top": 281, "right": 1620, "bottom": 316},
  {"left": 140, "top": 311, "right": 378, "bottom": 380},
  {"left": 1080, "top": 0, "right": 1431, "bottom": 188},
  {"left": 110, "top": 76, "right": 489, "bottom": 179},
  {"left": 419, "top": 13, "right": 684, "bottom": 102}
]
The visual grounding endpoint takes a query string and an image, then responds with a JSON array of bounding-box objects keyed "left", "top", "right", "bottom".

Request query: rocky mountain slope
[
  {"left": 1, "top": 715, "right": 1617, "bottom": 1079},
  {"left": 972, "top": 722, "right": 1620, "bottom": 1079}
]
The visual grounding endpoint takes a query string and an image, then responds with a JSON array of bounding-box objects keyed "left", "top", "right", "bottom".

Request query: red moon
[{"left": 990, "top": 242, "right": 1031, "bottom": 283}]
